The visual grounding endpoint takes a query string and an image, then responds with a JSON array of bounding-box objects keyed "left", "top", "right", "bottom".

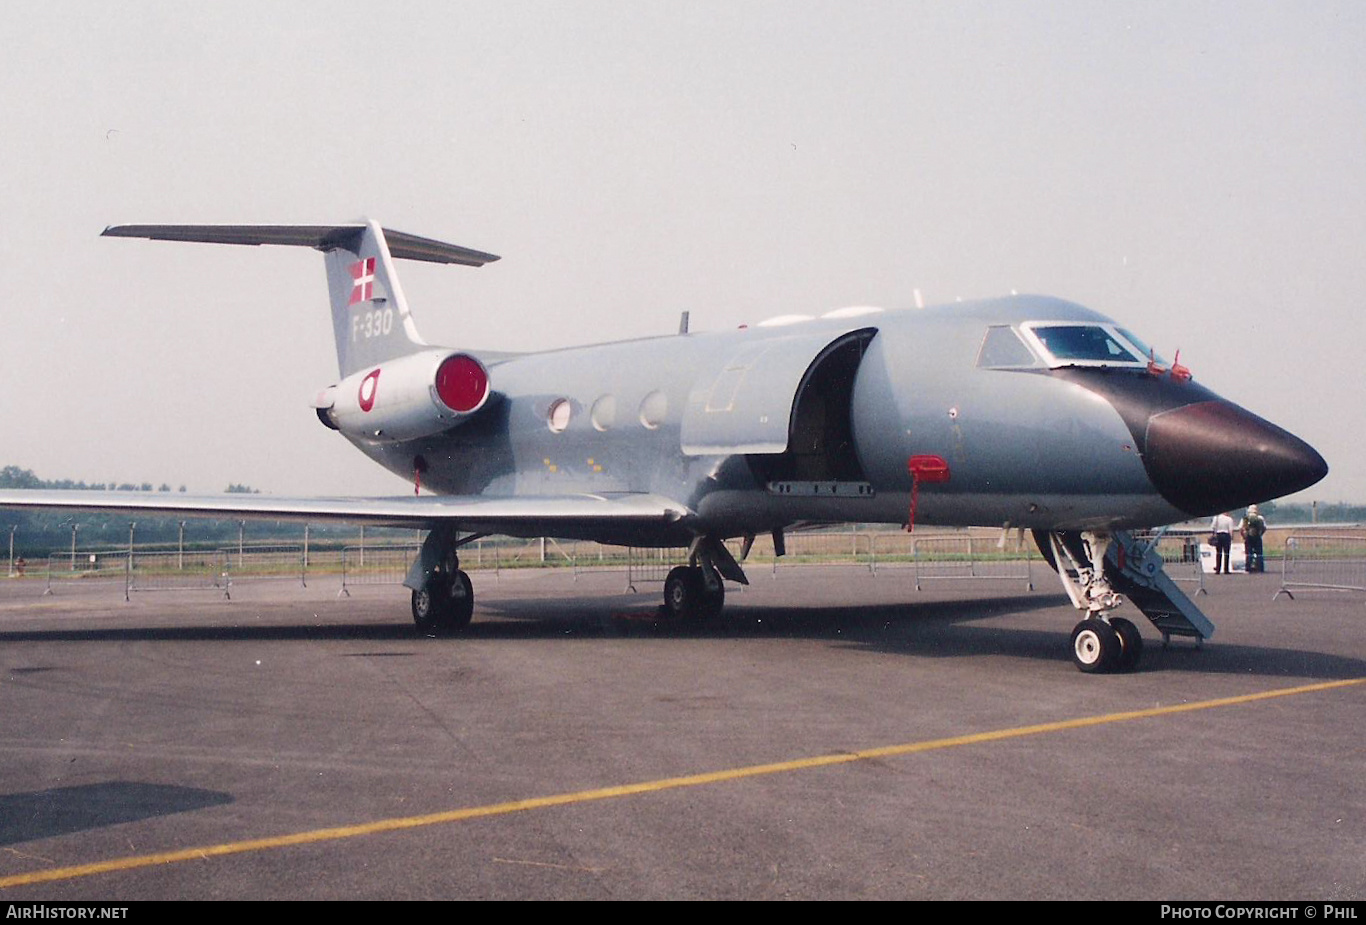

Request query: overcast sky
[{"left": 4, "top": 1, "right": 1363, "bottom": 505}]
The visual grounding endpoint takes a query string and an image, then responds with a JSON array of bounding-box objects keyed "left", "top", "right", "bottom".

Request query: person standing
[
  {"left": 1210, "top": 511, "right": 1235, "bottom": 574},
  {"left": 1239, "top": 504, "right": 1267, "bottom": 573}
]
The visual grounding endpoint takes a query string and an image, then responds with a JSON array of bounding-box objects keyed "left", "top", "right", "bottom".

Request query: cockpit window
[
  {"left": 1021, "top": 323, "right": 1145, "bottom": 368},
  {"left": 976, "top": 325, "right": 1039, "bottom": 368},
  {"left": 1118, "top": 327, "right": 1167, "bottom": 365}
]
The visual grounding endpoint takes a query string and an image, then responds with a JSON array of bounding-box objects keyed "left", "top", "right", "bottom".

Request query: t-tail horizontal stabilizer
[
  {"left": 101, "top": 222, "right": 500, "bottom": 378},
  {"left": 100, "top": 224, "right": 500, "bottom": 266}
]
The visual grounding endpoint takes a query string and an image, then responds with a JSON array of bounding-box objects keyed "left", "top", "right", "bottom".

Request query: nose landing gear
[{"left": 1038, "top": 528, "right": 1210, "bottom": 673}]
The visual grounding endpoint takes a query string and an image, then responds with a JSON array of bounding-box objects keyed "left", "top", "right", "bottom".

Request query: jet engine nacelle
[{"left": 315, "top": 350, "right": 491, "bottom": 442}]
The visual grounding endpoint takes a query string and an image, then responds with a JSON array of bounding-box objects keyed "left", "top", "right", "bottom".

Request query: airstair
[{"left": 1105, "top": 530, "right": 1215, "bottom": 645}]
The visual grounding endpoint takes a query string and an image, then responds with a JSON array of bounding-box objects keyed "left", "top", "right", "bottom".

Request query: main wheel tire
[
  {"left": 448, "top": 570, "right": 475, "bottom": 630},
  {"left": 412, "top": 575, "right": 450, "bottom": 632},
  {"left": 412, "top": 572, "right": 475, "bottom": 634},
  {"left": 1109, "top": 616, "right": 1143, "bottom": 672},
  {"left": 699, "top": 574, "right": 725, "bottom": 621},
  {"left": 664, "top": 565, "right": 705, "bottom": 620},
  {"left": 1070, "top": 617, "right": 1121, "bottom": 673}
]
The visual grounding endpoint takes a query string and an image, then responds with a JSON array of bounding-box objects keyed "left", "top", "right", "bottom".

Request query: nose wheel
[
  {"left": 1070, "top": 615, "right": 1143, "bottom": 673},
  {"left": 412, "top": 569, "right": 474, "bottom": 633}
]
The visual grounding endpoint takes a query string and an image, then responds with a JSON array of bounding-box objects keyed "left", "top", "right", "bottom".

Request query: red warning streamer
[{"left": 906, "top": 455, "right": 951, "bottom": 532}]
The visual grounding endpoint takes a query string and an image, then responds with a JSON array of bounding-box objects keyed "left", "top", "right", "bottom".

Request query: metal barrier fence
[
  {"left": 44, "top": 550, "right": 134, "bottom": 595},
  {"left": 771, "top": 531, "right": 872, "bottom": 575},
  {"left": 1275, "top": 533, "right": 1366, "bottom": 599},
  {"left": 625, "top": 546, "right": 690, "bottom": 589},
  {"left": 44, "top": 547, "right": 230, "bottom": 600},
  {"left": 488, "top": 537, "right": 572, "bottom": 570},
  {"left": 338, "top": 544, "right": 422, "bottom": 596},
  {"left": 619, "top": 530, "right": 1029, "bottom": 589},
  {"left": 128, "top": 548, "right": 229, "bottom": 594},
  {"left": 869, "top": 531, "right": 1034, "bottom": 590},
  {"left": 334, "top": 538, "right": 624, "bottom": 596},
  {"left": 618, "top": 532, "right": 869, "bottom": 585},
  {"left": 221, "top": 545, "right": 306, "bottom": 586},
  {"left": 42, "top": 528, "right": 1252, "bottom": 602},
  {"left": 621, "top": 542, "right": 748, "bottom": 590},
  {"left": 43, "top": 544, "right": 308, "bottom": 599},
  {"left": 568, "top": 541, "right": 633, "bottom": 582}
]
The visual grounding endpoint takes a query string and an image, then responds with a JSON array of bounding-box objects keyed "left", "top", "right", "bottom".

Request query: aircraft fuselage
[{"left": 347, "top": 294, "right": 1324, "bottom": 546}]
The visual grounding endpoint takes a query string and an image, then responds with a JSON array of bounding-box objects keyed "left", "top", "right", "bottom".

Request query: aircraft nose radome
[{"left": 1143, "top": 400, "right": 1328, "bottom": 517}]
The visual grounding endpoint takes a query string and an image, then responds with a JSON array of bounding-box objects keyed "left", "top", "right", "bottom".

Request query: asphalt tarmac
[{"left": 0, "top": 565, "right": 1361, "bottom": 900}]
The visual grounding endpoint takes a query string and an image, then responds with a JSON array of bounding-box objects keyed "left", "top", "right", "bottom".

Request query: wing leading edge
[{"left": 0, "top": 490, "right": 689, "bottom": 536}]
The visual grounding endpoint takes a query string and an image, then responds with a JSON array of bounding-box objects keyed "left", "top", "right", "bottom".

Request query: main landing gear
[
  {"left": 406, "top": 526, "right": 479, "bottom": 635},
  {"left": 660, "top": 535, "right": 749, "bottom": 622},
  {"left": 411, "top": 568, "right": 474, "bottom": 634},
  {"left": 663, "top": 565, "right": 725, "bottom": 621}
]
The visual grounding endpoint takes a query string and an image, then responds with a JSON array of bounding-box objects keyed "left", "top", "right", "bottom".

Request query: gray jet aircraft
[{"left": 0, "top": 222, "right": 1328, "bottom": 672}]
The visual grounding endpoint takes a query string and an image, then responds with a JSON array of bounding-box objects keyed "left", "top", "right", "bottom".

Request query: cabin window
[
  {"left": 591, "top": 395, "right": 616, "bottom": 431},
  {"left": 638, "top": 390, "right": 667, "bottom": 429},
  {"left": 547, "top": 398, "right": 572, "bottom": 433},
  {"left": 976, "top": 325, "right": 1038, "bottom": 368}
]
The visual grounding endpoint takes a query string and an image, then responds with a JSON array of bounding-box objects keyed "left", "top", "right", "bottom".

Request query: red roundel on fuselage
[
  {"left": 434, "top": 354, "right": 489, "bottom": 413},
  {"left": 358, "top": 368, "right": 381, "bottom": 412}
]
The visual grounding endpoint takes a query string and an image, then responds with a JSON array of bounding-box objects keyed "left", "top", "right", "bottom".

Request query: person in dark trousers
[
  {"left": 1239, "top": 504, "right": 1267, "bottom": 573},
  {"left": 1210, "top": 511, "right": 1235, "bottom": 574}
]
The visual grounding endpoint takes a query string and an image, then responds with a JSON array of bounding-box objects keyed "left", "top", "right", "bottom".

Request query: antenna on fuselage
[{"left": 678, "top": 311, "right": 690, "bottom": 335}]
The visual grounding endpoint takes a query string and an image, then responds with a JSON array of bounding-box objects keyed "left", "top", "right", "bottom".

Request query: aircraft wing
[{"left": 0, "top": 490, "right": 689, "bottom": 535}]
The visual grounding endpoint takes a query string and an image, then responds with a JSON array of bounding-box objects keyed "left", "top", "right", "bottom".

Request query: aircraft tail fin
[{"left": 101, "top": 222, "right": 500, "bottom": 378}]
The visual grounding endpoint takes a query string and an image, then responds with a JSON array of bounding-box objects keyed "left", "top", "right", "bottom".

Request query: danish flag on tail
[{"left": 349, "top": 257, "right": 377, "bottom": 304}]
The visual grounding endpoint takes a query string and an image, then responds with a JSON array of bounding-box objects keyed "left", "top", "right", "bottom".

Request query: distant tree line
[
  {"left": 1253, "top": 499, "right": 1366, "bottom": 526},
  {"left": 1, "top": 466, "right": 405, "bottom": 557},
  {"left": 0, "top": 465, "right": 187, "bottom": 494}
]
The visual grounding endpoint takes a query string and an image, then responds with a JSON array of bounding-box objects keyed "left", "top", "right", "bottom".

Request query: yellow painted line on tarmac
[{"left": 2, "top": 676, "right": 1361, "bottom": 889}]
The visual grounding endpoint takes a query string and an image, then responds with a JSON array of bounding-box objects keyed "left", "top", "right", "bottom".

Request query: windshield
[
  {"left": 1021, "top": 323, "right": 1146, "bottom": 367},
  {"left": 1118, "top": 327, "right": 1167, "bottom": 365}
]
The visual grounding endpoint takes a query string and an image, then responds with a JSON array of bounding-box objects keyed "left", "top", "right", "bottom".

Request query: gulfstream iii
[{"left": 0, "top": 223, "right": 1328, "bottom": 672}]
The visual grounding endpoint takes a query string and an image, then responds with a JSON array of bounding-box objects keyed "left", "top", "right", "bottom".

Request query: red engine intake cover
[{"left": 434, "top": 354, "right": 489, "bottom": 414}]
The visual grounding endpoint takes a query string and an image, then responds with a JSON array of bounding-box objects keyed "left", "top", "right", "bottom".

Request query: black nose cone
[{"left": 1144, "top": 400, "right": 1328, "bottom": 517}]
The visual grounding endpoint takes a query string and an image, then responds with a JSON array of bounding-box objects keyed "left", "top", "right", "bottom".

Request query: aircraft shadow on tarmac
[
  {"left": 3, "top": 592, "right": 1359, "bottom": 680},
  {"left": 480, "top": 593, "right": 1366, "bottom": 680},
  {"left": 0, "top": 781, "right": 233, "bottom": 846}
]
